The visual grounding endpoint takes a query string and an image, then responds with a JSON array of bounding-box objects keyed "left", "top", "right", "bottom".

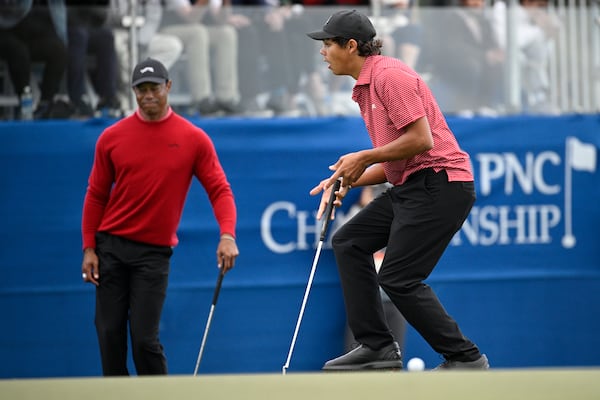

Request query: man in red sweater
[{"left": 81, "top": 58, "right": 239, "bottom": 376}]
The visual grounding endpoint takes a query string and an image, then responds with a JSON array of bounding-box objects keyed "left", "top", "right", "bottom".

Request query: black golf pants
[
  {"left": 94, "top": 232, "right": 172, "bottom": 375},
  {"left": 332, "top": 168, "right": 482, "bottom": 362}
]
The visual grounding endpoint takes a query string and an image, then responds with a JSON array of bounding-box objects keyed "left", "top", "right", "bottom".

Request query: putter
[
  {"left": 193, "top": 267, "right": 225, "bottom": 376},
  {"left": 282, "top": 179, "right": 342, "bottom": 375}
]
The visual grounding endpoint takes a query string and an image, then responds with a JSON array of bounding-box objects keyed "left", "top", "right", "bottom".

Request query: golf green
[{"left": 2, "top": 369, "right": 599, "bottom": 400}]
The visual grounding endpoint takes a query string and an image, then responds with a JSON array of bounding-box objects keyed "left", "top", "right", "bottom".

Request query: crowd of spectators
[{"left": 0, "top": 0, "right": 562, "bottom": 120}]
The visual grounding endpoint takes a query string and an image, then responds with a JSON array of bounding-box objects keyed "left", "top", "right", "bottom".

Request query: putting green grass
[{"left": 2, "top": 369, "right": 599, "bottom": 400}]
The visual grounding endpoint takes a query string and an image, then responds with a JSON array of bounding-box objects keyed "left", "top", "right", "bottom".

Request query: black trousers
[
  {"left": 94, "top": 232, "right": 172, "bottom": 376},
  {"left": 344, "top": 293, "right": 406, "bottom": 354},
  {"left": 332, "top": 169, "right": 481, "bottom": 361}
]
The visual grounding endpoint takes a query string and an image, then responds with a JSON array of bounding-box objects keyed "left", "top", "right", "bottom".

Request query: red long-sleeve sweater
[{"left": 82, "top": 110, "right": 236, "bottom": 249}]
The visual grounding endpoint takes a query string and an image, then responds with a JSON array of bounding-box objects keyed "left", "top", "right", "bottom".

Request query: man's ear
[{"left": 347, "top": 39, "right": 360, "bottom": 55}]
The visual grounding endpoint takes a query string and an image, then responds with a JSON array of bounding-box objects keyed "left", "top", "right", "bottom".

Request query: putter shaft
[
  {"left": 193, "top": 269, "right": 225, "bottom": 376},
  {"left": 281, "top": 179, "right": 341, "bottom": 374},
  {"left": 282, "top": 240, "right": 324, "bottom": 374}
]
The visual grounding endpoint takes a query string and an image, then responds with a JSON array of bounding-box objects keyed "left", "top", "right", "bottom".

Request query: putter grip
[
  {"left": 320, "top": 179, "right": 342, "bottom": 241},
  {"left": 212, "top": 270, "right": 225, "bottom": 306}
]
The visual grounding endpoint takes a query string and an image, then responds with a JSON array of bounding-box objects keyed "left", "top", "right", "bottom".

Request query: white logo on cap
[{"left": 140, "top": 67, "right": 154, "bottom": 74}]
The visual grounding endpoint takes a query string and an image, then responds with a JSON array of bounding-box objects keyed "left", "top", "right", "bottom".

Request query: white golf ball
[{"left": 407, "top": 357, "right": 425, "bottom": 371}]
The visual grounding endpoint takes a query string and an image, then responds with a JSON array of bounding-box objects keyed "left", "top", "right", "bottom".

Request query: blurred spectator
[
  {"left": 492, "top": 0, "right": 561, "bottom": 113},
  {"left": 300, "top": 0, "right": 369, "bottom": 5},
  {"left": 160, "top": 0, "right": 243, "bottom": 116},
  {"left": 373, "top": 0, "right": 422, "bottom": 70},
  {"left": 296, "top": 2, "right": 372, "bottom": 116},
  {"left": 223, "top": 2, "right": 271, "bottom": 115},
  {"left": 0, "top": 0, "right": 69, "bottom": 119},
  {"left": 421, "top": 0, "right": 505, "bottom": 116},
  {"left": 66, "top": 1, "right": 122, "bottom": 118},
  {"left": 109, "top": 0, "right": 184, "bottom": 112},
  {"left": 266, "top": 3, "right": 321, "bottom": 116},
  {"left": 0, "top": 0, "right": 32, "bottom": 119},
  {"left": 229, "top": 1, "right": 318, "bottom": 116}
]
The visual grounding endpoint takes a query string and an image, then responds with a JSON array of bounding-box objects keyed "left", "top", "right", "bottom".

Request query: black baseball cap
[
  {"left": 307, "top": 10, "right": 376, "bottom": 42},
  {"left": 131, "top": 58, "right": 169, "bottom": 87}
]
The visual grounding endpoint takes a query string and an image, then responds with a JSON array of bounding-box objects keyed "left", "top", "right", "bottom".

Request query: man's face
[
  {"left": 320, "top": 39, "right": 353, "bottom": 76},
  {"left": 133, "top": 81, "right": 171, "bottom": 119}
]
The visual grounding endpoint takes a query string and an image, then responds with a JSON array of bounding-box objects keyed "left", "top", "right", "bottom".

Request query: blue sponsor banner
[
  {"left": 0, "top": 114, "right": 598, "bottom": 377},
  {"left": 443, "top": 115, "right": 599, "bottom": 278}
]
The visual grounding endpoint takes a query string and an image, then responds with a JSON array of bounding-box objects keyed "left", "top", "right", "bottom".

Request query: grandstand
[{"left": 0, "top": 3, "right": 598, "bottom": 118}]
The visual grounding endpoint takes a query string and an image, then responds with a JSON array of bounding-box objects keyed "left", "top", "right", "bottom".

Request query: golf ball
[{"left": 407, "top": 357, "right": 425, "bottom": 371}]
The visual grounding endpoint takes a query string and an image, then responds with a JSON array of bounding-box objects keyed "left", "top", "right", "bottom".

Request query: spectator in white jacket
[{"left": 492, "top": 0, "right": 561, "bottom": 113}]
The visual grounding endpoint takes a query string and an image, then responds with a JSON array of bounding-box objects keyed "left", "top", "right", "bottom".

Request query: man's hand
[
  {"left": 217, "top": 235, "right": 239, "bottom": 273},
  {"left": 326, "top": 151, "right": 369, "bottom": 189},
  {"left": 309, "top": 179, "right": 351, "bottom": 220},
  {"left": 82, "top": 248, "right": 100, "bottom": 286}
]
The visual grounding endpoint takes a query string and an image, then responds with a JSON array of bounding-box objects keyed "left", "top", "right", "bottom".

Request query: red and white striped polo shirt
[{"left": 352, "top": 55, "right": 473, "bottom": 185}]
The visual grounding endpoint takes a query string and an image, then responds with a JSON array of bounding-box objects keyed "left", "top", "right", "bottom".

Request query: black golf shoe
[
  {"left": 433, "top": 354, "right": 490, "bottom": 370},
  {"left": 322, "top": 342, "right": 402, "bottom": 371}
]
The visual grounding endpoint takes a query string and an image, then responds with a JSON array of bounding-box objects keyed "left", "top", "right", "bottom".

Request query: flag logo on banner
[
  {"left": 562, "top": 137, "right": 597, "bottom": 248},
  {"left": 567, "top": 137, "right": 597, "bottom": 172}
]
